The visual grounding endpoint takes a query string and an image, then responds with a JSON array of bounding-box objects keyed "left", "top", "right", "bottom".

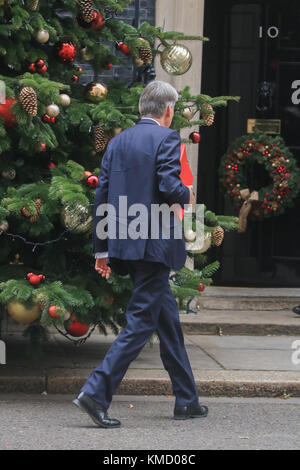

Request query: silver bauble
[
  {"left": 36, "top": 29, "right": 50, "bottom": 44},
  {"left": 61, "top": 204, "right": 92, "bottom": 234},
  {"left": 46, "top": 103, "right": 60, "bottom": 117},
  {"left": 59, "top": 94, "right": 71, "bottom": 107}
]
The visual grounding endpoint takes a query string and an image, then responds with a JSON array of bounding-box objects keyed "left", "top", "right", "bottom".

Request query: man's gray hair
[{"left": 139, "top": 80, "right": 178, "bottom": 118}]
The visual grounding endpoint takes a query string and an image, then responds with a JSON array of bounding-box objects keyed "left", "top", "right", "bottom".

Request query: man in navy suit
[{"left": 73, "top": 81, "right": 208, "bottom": 428}]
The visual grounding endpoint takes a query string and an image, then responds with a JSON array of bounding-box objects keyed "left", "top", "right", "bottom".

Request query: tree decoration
[
  {"left": 42, "top": 114, "right": 55, "bottom": 123},
  {"left": 2, "top": 168, "right": 16, "bottom": 180},
  {"left": 201, "top": 102, "right": 214, "bottom": 126},
  {"left": 181, "top": 104, "right": 198, "bottom": 121},
  {"left": 55, "top": 40, "right": 77, "bottom": 63},
  {"left": 7, "top": 301, "right": 40, "bottom": 324},
  {"left": 59, "top": 94, "right": 71, "bottom": 107},
  {"left": 0, "top": 97, "right": 17, "bottom": 127},
  {"left": 61, "top": 204, "right": 92, "bottom": 234},
  {"left": 77, "top": 0, "right": 95, "bottom": 23},
  {"left": 133, "top": 38, "right": 152, "bottom": 67},
  {"left": 211, "top": 226, "right": 224, "bottom": 246},
  {"left": 0, "top": 220, "right": 9, "bottom": 231},
  {"left": 185, "top": 230, "right": 212, "bottom": 254},
  {"left": 86, "top": 174, "right": 98, "bottom": 188},
  {"left": 46, "top": 103, "right": 60, "bottom": 117},
  {"left": 27, "top": 273, "right": 45, "bottom": 286},
  {"left": 77, "top": 10, "right": 104, "bottom": 30},
  {"left": 219, "top": 131, "right": 300, "bottom": 222},
  {"left": 27, "top": 0, "right": 39, "bottom": 11},
  {"left": 29, "top": 59, "right": 47, "bottom": 74},
  {"left": 64, "top": 315, "right": 89, "bottom": 337},
  {"left": 21, "top": 198, "right": 42, "bottom": 223},
  {"left": 115, "top": 41, "right": 131, "bottom": 55},
  {"left": 160, "top": 43, "right": 192, "bottom": 75},
  {"left": 93, "top": 125, "right": 109, "bottom": 152},
  {"left": 197, "top": 283, "right": 205, "bottom": 292},
  {"left": 36, "top": 29, "right": 49, "bottom": 44},
  {"left": 19, "top": 87, "right": 37, "bottom": 116},
  {"left": 189, "top": 131, "right": 201, "bottom": 143},
  {"left": 81, "top": 46, "right": 94, "bottom": 61},
  {"left": 85, "top": 81, "right": 108, "bottom": 103}
]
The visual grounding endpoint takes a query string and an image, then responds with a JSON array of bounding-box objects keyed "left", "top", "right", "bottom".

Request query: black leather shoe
[
  {"left": 292, "top": 306, "right": 300, "bottom": 315},
  {"left": 174, "top": 403, "right": 209, "bottom": 420},
  {"left": 73, "top": 392, "right": 121, "bottom": 428}
]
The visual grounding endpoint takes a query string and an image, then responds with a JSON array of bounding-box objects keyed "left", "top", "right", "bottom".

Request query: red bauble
[
  {"left": 189, "top": 132, "right": 201, "bottom": 144},
  {"left": 0, "top": 98, "right": 17, "bottom": 127},
  {"left": 39, "top": 65, "right": 47, "bottom": 74},
  {"left": 26, "top": 272, "right": 34, "bottom": 279},
  {"left": 48, "top": 162, "right": 56, "bottom": 169},
  {"left": 65, "top": 315, "right": 89, "bottom": 337},
  {"left": 36, "top": 59, "right": 45, "bottom": 68},
  {"left": 29, "top": 274, "right": 42, "bottom": 286},
  {"left": 86, "top": 174, "right": 98, "bottom": 188},
  {"left": 72, "top": 74, "right": 79, "bottom": 83},
  {"left": 39, "top": 274, "right": 46, "bottom": 282},
  {"left": 198, "top": 283, "right": 205, "bottom": 292},
  {"left": 116, "top": 41, "right": 131, "bottom": 55},
  {"left": 106, "top": 63, "right": 113, "bottom": 70},
  {"left": 42, "top": 114, "right": 51, "bottom": 123},
  {"left": 28, "top": 63, "right": 37, "bottom": 73},
  {"left": 50, "top": 116, "right": 55, "bottom": 124},
  {"left": 84, "top": 170, "right": 92, "bottom": 178},
  {"left": 39, "top": 142, "right": 46, "bottom": 152},
  {"left": 55, "top": 40, "right": 77, "bottom": 63},
  {"left": 90, "top": 10, "right": 105, "bottom": 30},
  {"left": 48, "top": 306, "right": 60, "bottom": 319},
  {"left": 76, "top": 66, "right": 83, "bottom": 73}
]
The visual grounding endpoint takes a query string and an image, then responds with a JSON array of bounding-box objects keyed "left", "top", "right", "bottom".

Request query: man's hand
[
  {"left": 187, "top": 185, "right": 195, "bottom": 205},
  {"left": 95, "top": 258, "right": 112, "bottom": 279}
]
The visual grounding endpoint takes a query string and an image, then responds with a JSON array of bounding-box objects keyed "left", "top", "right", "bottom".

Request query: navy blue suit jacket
[{"left": 93, "top": 118, "right": 190, "bottom": 272}]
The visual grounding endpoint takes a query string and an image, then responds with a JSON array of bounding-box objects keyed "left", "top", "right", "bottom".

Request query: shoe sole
[
  {"left": 72, "top": 399, "right": 121, "bottom": 429},
  {"left": 174, "top": 413, "right": 208, "bottom": 420}
]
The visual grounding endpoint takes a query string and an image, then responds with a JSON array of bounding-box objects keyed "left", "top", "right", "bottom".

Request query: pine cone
[
  {"left": 78, "top": 0, "right": 95, "bottom": 22},
  {"left": 30, "top": 199, "right": 42, "bottom": 223},
  {"left": 93, "top": 126, "right": 109, "bottom": 153},
  {"left": 136, "top": 38, "right": 152, "bottom": 65},
  {"left": 27, "top": 0, "right": 39, "bottom": 10},
  {"left": 201, "top": 103, "right": 214, "bottom": 127},
  {"left": 211, "top": 226, "right": 224, "bottom": 246},
  {"left": 19, "top": 87, "right": 37, "bottom": 117}
]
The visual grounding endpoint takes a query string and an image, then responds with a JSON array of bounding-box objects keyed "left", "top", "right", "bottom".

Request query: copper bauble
[
  {"left": 7, "top": 302, "right": 41, "bottom": 324},
  {"left": 186, "top": 230, "right": 212, "bottom": 254},
  {"left": 85, "top": 81, "right": 108, "bottom": 103},
  {"left": 36, "top": 29, "right": 49, "bottom": 44},
  {"left": 160, "top": 44, "right": 193, "bottom": 75},
  {"left": 184, "top": 229, "right": 197, "bottom": 242}
]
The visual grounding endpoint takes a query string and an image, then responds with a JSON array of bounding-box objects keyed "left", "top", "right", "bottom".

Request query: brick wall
[{"left": 79, "top": 0, "right": 156, "bottom": 85}]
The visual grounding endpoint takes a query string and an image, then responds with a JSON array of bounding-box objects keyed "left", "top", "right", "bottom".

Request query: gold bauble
[
  {"left": 59, "top": 94, "right": 71, "bottom": 107},
  {"left": 61, "top": 204, "right": 92, "bottom": 234},
  {"left": 85, "top": 81, "right": 108, "bottom": 103},
  {"left": 81, "top": 47, "right": 94, "bottom": 61},
  {"left": 160, "top": 44, "right": 193, "bottom": 76},
  {"left": 7, "top": 302, "right": 41, "bottom": 324},
  {"left": 2, "top": 168, "right": 16, "bottom": 180},
  {"left": 0, "top": 220, "right": 9, "bottom": 231},
  {"left": 181, "top": 104, "right": 198, "bottom": 121},
  {"left": 46, "top": 103, "right": 60, "bottom": 117},
  {"left": 36, "top": 29, "right": 49, "bottom": 44}
]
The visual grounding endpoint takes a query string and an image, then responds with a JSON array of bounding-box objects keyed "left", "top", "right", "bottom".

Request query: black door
[{"left": 200, "top": 0, "right": 300, "bottom": 286}]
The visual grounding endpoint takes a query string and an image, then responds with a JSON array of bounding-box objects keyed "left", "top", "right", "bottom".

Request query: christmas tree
[{"left": 0, "top": 0, "right": 239, "bottom": 348}]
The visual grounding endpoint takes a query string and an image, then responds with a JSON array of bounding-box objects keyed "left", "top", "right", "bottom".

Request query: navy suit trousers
[{"left": 80, "top": 260, "right": 199, "bottom": 410}]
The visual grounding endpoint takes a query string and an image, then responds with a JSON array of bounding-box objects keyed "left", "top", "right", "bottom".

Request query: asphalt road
[{"left": 0, "top": 394, "right": 299, "bottom": 450}]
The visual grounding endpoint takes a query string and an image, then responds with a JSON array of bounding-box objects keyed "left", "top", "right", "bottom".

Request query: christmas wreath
[{"left": 219, "top": 131, "right": 300, "bottom": 229}]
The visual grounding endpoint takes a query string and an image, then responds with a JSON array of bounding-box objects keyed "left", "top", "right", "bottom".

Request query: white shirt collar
[{"left": 141, "top": 117, "right": 160, "bottom": 126}]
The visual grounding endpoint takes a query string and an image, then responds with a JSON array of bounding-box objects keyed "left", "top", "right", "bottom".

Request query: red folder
[{"left": 178, "top": 144, "right": 193, "bottom": 221}]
